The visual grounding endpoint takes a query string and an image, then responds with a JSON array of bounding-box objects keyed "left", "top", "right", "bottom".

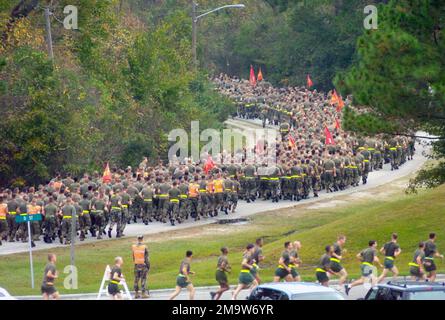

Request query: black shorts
[
  {"left": 330, "top": 261, "right": 343, "bottom": 273},
  {"left": 316, "top": 271, "right": 329, "bottom": 283},
  {"left": 108, "top": 283, "right": 120, "bottom": 296},
  {"left": 424, "top": 259, "right": 436, "bottom": 272},
  {"left": 41, "top": 284, "right": 57, "bottom": 295}
]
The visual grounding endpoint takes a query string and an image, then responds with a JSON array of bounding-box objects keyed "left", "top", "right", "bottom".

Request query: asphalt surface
[
  {"left": 0, "top": 119, "right": 429, "bottom": 256},
  {"left": 17, "top": 276, "right": 445, "bottom": 300}
]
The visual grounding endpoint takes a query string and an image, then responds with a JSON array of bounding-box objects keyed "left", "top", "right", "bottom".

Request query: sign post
[{"left": 16, "top": 214, "right": 42, "bottom": 289}]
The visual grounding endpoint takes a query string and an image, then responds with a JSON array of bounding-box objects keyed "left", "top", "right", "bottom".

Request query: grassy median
[{"left": 1, "top": 184, "right": 444, "bottom": 296}]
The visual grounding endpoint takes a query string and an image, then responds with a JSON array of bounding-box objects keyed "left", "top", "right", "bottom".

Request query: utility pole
[
  {"left": 192, "top": 1, "right": 198, "bottom": 69},
  {"left": 70, "top": 208, "right": 76, "bottom": 269},
  {"left": 44, "top": 7, "right": 54, "bottom": 64}
]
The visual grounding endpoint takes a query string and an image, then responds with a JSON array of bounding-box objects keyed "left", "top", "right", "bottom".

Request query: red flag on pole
[
  {"left": 102, "top": 162, "right": 112, "bottom": 183},
  {"left": 257, "top": 68, "right": 264, "bottom": 82},
  {"left": 204, "top": 156, "right": 215, "bottom": 174},
  {"left": 335, "top": 118, "right": 341, "bottom": 130},
  {"left": 250, "top": 65, "right": 257, "bottom": 87},
  {"left": 324, "top": 126, "right": 335, "bottom": 145},
  {"left": 330, "top": 90, "right": 339, "bottom": 106},
  {"left": 336, "top": 94, "right": 345, "bottom": 112},
  {"left": 288, "top": 135, "right": 296, "bottom": 149},
  {"left": 307, "top": 74, "right": 313, "bottom": 88}
]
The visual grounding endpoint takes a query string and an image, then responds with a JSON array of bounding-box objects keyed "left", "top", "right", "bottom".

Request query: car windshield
[
  {"left": 250, "top": 288, "right": 289, "bottom": 300},
  {"left": 292, "top": 292, "right": 344, "bottom": 300},
  {"left": 408, "top": 291, "right": 445, "bottom": 300}
]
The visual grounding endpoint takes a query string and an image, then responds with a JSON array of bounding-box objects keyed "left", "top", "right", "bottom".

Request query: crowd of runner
[{"left": 0, "top": 74, "right": 416, "bottom": 247}]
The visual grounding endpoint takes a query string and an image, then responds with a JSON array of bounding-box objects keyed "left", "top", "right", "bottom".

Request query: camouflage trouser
[
  {"left": 292, "top": 178, "right": 303, "bottom": 199},
  {"left": 259, "top": 178, "right": 269, "bottom": 199},
  {"left": 168, "top": 200, "right": 180, "bottom": 222},
  {"left": 362, "top": 161, "right": 370, "bottom": 183},
  {"left": 334, "top": 170, "right": 343, "bottom": 190},
  {"left": 312, "top": 176, "right": 321, "bottom": 195},
  {"left": 79, "top": 212, "right": 91, "bottom": 239},
  {"left": 344, "top": 168, "right": 352, "bottom": 187},
  {"left": 390, "top": 150, "right": 398, "bottom": 169},
  {"left": 228, "top": 193, "right": 238, "bottom": 212},
  {"left": 134, "top": 264, "right": 150, "bottom": 293},
  {"left": 109, "top": 208, "right": 122, "bottom": 234},
  {"left": 30, "top": 221, "right": 40, "bottom": 241},
  {"left": 132, "top": 196, "right": 143, "bottom": 220},
  {"left": 214, "top": 193, "right": 224, "bottom": 213},
  {"left": 43, "top": 216, "right": 57, "bottom": 240},
  {"left": 324, "top": 172, "right": 334, "bottom": 191},
  {"left": 93, "top": 210, "right": 105, "bottom": 239},
  {"left": 373, "top": 152, "right": 382, "bottom": 170},
  {"left": 157, "top": 199, "right": 168, "bottom": 222},
  {"left": 268, "top": 179, "right": 280, "bottom": 200},
  {"left": 243, "top": 178, "right": 256, "bottom": 201},
  {"left": 188, "top": 197, "right": 199, "bottom": 219},
  {"left": 61, "top": 218, "right": 73, "bottom": 243},
  {"left": 303, "top": 175, "right": 311, "bottom": 197},
  {"left": 281, "top": 178, "right": 292, "bottom": 199},
  {"left": 7, "top": 214, "right": 18, "bottom": 241},
  {"left": 351, "top": 167, "right": 360, "bottom": 185},
  {"left": 119, "top": 206, "right": 129, "bottom": 234},
  {"left": 142, "top": 201, "right": 153, "bottom": 223},
  {"left": 198, "top": 194, "right": 208, "bottom": 217},
  {"left": 179, "top": 198, "right": 189, "bottom": 220},
  {"left": 0, "top": 219, "right": 8, "bottom": 240}
]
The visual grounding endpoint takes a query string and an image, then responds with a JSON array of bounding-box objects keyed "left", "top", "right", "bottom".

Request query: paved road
[
  {"left": 18, "top": 276, "right": 445, "bottom": 300},
  {"left": 0, "top": 119, "right": 430, "bottom": 256}
]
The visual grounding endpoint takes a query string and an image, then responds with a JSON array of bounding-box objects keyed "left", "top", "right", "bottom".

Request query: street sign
[{"left": 15, "top": 214, "right": 42, "bottom": 223}]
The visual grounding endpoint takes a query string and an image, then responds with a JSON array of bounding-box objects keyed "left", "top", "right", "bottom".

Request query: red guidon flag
[
  {"left": 250, "top": 65, "right": 257, "bottom": 87},
  {"left": 324, "top": 126, "right": 335, "bottom": 145},
  {"left": 288, "top": 135, "right": 296, "bottom": 149},
  {"left": 307, "top": 74, "right": 313, "bottom": 88},
  {"left": 204, "top": 156, "right": 215, "bottom": 174},
  {"left": 102, "top": 162, "right": 112, "bottom": 183},
  {"left": 257, "top": 68, "right": 264, "bottom": 82},
  {"left": 330, "top": 90, "right": 339, "bottom": 106},
  {"left": 336, "top": 94, "right": 345, "bottom": 112},
  {"left": 335, "top": 118, "right": 341, "bottom": 130}
]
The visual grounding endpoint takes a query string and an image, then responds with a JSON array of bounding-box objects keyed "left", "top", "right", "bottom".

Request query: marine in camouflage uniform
[
  {"left": 359, "top": 146, "right": 371, "bottom": 185},
  {"left": 198, "top": 176, "right": 208, "bottom": 219},
  {"left": 156, "top": 178, "right": 170, "bottom": 223},
  {"left": 6, "top": 194, "right": 19, "bottom": 242},
  {"left": 120, "top": 189, "right": 131, "bottom": 236},
  {"left": 132, "top": 235, "right": 150, "bottom": 299},
  {"left": 43, "top": 197, "right": 58, "bottom": 243},
  {"left": 178, "top": 178, "right": 190, "bottom": 221},
  {"left": 108, "top": 190, "right": 122, "bottom": 238},
  {"left": 323, "top": 156, "right": 336, "bottom": 193},
  {"left": 168, "top": 181, "right": 181, "bottom": 226},
  {"left": 60, "top": 197, "right": 76, "bottom": 245},
  {"left": 141, "top": 183, "right": 154, "bottom": 225},
  {"left": 78, "top": 194, "right": 92, "bottom": 241},
  {"left": 91, "top": 192, "right": 107, "bottom": 239}
]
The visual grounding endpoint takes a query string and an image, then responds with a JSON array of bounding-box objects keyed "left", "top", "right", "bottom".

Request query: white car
[
  {"left": 0, "top": 287, "right": 16, "bottom": 300},
  {"left": 248, "top": 282, "right": 345, "bottom": 300}
]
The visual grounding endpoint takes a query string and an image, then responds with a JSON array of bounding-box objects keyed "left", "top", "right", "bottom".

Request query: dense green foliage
[
  {"left": 122, "top": 0, "right": 384, "bottom": 89},
  {"left": 0, "top": 0, "right": 233, "bottom": 186},
  {"left": 335, "top": 0, "right": 445, "bottom": 191}
]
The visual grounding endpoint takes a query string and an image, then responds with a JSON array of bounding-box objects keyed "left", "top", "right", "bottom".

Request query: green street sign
[{"left": 15, "top": 214, "right": 42, "bottom": 223}]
